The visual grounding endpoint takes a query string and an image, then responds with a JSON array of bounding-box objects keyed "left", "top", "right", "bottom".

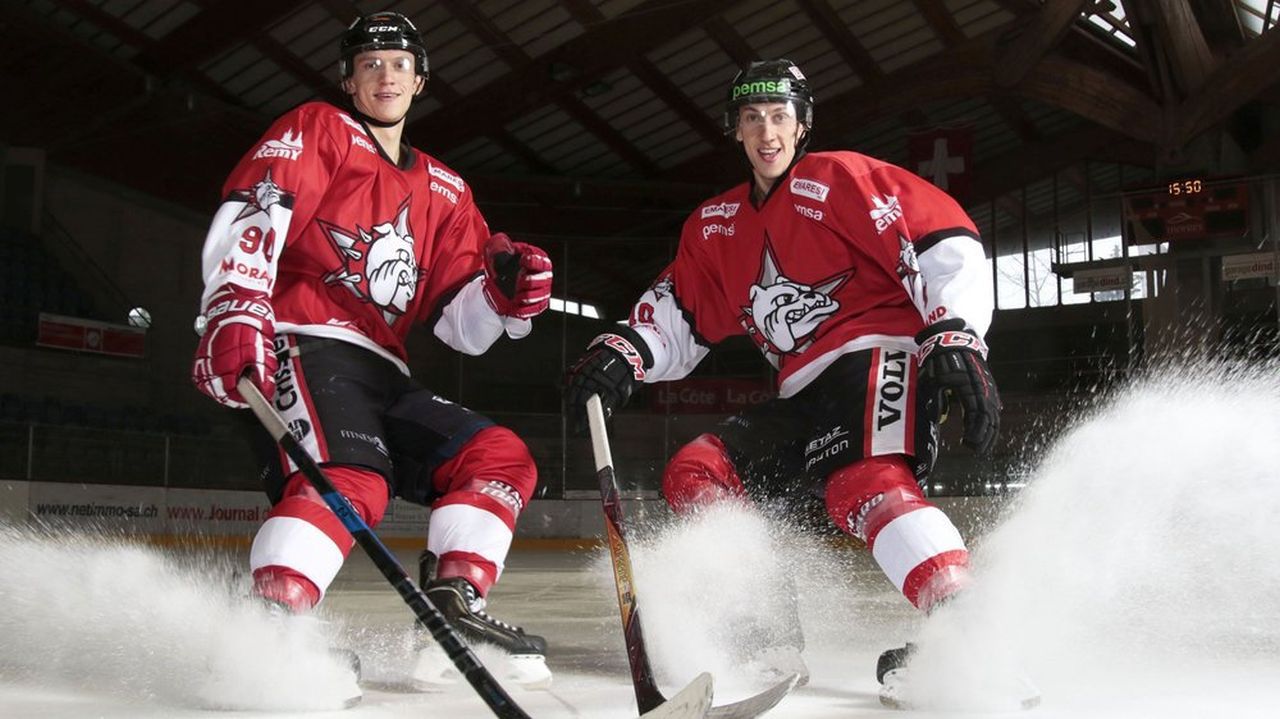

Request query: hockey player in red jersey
[
  {"left": 564, "top": 59, "right": 1002, "bottom": 702},
  {"left": 192, "top": 12, "right": 552, "bottom": 689}
]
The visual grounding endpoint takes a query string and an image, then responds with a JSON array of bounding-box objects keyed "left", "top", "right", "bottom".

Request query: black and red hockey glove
[
  {"left": 482, "top": 233, "right": 553, "bottom": 320},
  {"left": 563, "top": 326, "right": 652, "bottom": 433},
  {"left": 915, "top": 318, "right": 1001, "bottom": 455},
  {"left": 192, "top": 283, "right": 277, "bottom": 408}
]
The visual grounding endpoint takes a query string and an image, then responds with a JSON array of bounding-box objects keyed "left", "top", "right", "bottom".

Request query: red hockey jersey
[
  {"left": 198, "top": 101, "right": 523, "bottom": 375},
  {"left": 627, "top": 151, "right": 993, "bottom": 397}
]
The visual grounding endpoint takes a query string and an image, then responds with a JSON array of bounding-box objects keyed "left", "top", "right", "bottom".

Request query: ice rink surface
[{"left": 3, "top": 363, "right": 1280, "bottom": 718}]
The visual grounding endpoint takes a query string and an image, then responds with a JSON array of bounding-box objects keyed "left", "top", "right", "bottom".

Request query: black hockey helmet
[
  {"left": 723, "top": 59, "right": 814, "bottom": 135},
  {"left": 338, "top": 11, "right": 429, "bottom": 81}
]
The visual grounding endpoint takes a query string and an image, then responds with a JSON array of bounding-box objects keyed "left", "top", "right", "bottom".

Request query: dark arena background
[{"left": 2, "top": 2, "right": 1279, "bottom": 717}]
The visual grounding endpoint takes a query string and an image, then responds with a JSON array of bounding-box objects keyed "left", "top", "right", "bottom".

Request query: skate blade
[
  {"left": 747, "top": 646, "right": 809, "bottom": 688},
  {"left": 879, "top": 694, "right": 1041, "bottom": 712},
  {"left": 878, "top": 669, "right": 1041, "bottom": 712},
  {"left": 505, "top": 653, "right": 553, "bottom": 690},
  {"left": 410, "top": 643, "right": 459, "bottom": 692},
  {"left": 195, "top": 680, "right": 362, "bottom": 712},
  {"left": 410, "top": 644, "right": 553, "bottom": 692}
]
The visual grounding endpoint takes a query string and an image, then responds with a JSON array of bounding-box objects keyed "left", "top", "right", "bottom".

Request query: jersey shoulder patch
[
  {"left": 688, "top": 184, "right": 749, "bottom": 244},
  {"left": 417, "top": 153, "right": 468, "bottom": 206}
]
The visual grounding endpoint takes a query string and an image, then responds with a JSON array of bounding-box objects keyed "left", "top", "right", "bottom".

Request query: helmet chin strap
[
  {"left": 347, "top": 101, "right": 407, "bottom": 128},
  {"left": 343, "top": 79, "right": 422, "bottom": 128}
]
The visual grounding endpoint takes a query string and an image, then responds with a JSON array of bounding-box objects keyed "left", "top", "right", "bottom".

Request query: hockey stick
[
  {"left": 237, "top": 376, "right": 532, "bottom": 719},
  {"left": 587, "top": 396, "right": 797, "bottom": 719},
  {"left": 586, "top": 394, "right": 713, "bottom": 717}
]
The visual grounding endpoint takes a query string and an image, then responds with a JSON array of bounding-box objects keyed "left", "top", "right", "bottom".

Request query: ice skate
[
  {"left": 876, "top": 642, "right": 1040, "bottom": 711},
  {"left": 729, "top": 615, "right": 809, "bottom": 688},
  {"left": 411, "top": 553, "right": 550, "bottom": 691},
  {"left": 720, "top": 575, "right": 809, "bottom": 686},
  {"left": 255, "top": 570, "right": 362, "bottom": 707},
  {"left": 196, "top": 594, "right": 361, "bottom": 711}
]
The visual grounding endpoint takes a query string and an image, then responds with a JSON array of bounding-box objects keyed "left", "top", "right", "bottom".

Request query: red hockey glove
[
  {"left": 192, "top": 283, "right": 278, "bottom": 408},
  {"left": 482, "top": 233, "right": 553, "bottom": 320},
  {"left": 915, "top": 318, "right": 1001, "bottom": 455}
]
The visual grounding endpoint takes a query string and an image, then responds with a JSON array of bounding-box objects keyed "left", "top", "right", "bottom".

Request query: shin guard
[
  {"left": 825, "top": 456, "right": 970, "bottom": 611},
  {"left": 427, "top": 426, "right": 536, "bottom": 596},
  {"left": 249, "top": 465, "right": 390, "bottom": 606}
]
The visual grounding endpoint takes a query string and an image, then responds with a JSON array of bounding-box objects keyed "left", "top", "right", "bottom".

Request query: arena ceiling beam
[
  {"left": 440, "top": 0, "right": 659, "bottom": 176},
  {"left": 1186, "top": 0, "right": 1249, "bottom": 54},
  {"left": 403, "top": 0, "right": 740, "bottom": 154},
  {"left": 993, "top": 0, "right": 1095, "bottom": 89},
  {"left": 1173, "top": 23, "right": 1280, "bottom": 146},
  {"left": 1128, "top": 0, "right": 1216, "bottom": 98}
]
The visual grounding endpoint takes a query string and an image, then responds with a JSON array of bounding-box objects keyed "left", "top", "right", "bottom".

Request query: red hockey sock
[
  {"left": 252, "top": 565, "right": 321, "bottom": 613},
  {"left": 661, "top": 433, "right": 748, "bottom": 513}
]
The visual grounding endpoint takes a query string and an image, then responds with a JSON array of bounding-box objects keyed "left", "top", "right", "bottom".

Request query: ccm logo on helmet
[{"left": 367, "top": 25, "right": 399, "bottom": 32}]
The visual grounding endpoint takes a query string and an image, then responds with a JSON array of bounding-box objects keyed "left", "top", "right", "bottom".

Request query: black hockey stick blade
[
  {"left": 237, "top": 376, "right": 532, "bottom": 719},
  {"left": 587, "top": 394, "right": 714, "bottom": 719},
  {"left": 706, "top": 673, "right": 801, "bottom": 719}
]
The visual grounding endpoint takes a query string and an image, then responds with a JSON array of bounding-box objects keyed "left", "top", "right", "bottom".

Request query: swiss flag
[{"left": 908, "top": 126, "right": 974, "bottom": 202}]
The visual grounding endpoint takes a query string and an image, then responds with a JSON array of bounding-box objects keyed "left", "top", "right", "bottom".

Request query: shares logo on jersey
[
  {"left": 429, "top": 165, "right": 464, "bottom": 192},
  {"left": 870, "top": 194, "right": 903, "bottom": 234},
  {"left": 319, "top": 198, "right": 426, "bottom": 326},
  {"left": 429, "top": 164, "right": 464, "bottom": 204},
  {"left": 700, "top": 201, "right": 741, "bottom": 219},
  {"left": 789, "top": 177, "right": 830, "bottom": 203},
  {"left": 738, "top": 234, "right": 853, "bottom": 364},
  {"left": 252, "top": 128, "right": 303, "bottom": 161}
]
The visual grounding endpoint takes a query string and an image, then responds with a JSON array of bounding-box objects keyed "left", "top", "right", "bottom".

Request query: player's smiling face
[
  {"left": 344, "top": 50, "right": 423, "bottom": 124},
  {"left": 735, "top": 102, "right": 806, "bottom": 195}
]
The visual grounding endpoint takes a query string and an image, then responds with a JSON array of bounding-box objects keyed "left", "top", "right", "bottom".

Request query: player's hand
[
  {"left": 192, "top": 283, "right": 277, "bottom": 408},
  {"left": 563, "top": 329, "right": 651, "bottom": 433},
  {"left": 915, "top": 318, "right": 1001, "bottom": 454},
  {"left": 482, "top": 233, "right": 553, "bottom": 320}
]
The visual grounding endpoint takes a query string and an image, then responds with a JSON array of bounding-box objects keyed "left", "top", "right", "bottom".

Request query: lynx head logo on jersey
[
  {"left": 320, "top": 198, "right": 424, "bottom": 325},
  {"left": 896, "top": 233, "right": 926, "bottom": 306},
  {"left": 739, "top": 236, "right": 852, "bottom": 361},
  {"left": 229, "top": 168, "right": 294, "bottom": 223}
]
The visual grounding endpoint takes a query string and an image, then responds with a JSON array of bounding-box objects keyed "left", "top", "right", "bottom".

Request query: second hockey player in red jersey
[
  {"left": 565, "top": 59, "right": 1003, "bottom": 703},
  {"left": 192, "top": 12, "right": 553, "bottom": 693}
]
